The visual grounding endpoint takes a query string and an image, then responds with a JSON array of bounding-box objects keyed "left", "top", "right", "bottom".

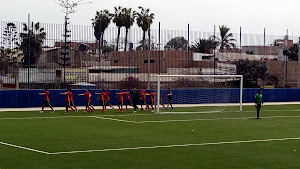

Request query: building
[{"left": 242, "top": 39, "right": 294, "bottom": 60}]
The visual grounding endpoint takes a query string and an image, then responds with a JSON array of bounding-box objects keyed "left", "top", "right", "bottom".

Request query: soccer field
[{"left": 0, "top": 105, "right": 299, "bottom": 169}]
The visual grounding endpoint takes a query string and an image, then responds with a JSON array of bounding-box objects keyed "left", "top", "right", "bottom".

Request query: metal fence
[{"left": 0, "top": 21, "right": 299, "bottom": 89}]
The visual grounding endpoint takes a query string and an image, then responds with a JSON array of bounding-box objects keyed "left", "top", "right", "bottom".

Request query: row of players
[{"left": 38, "top": 87, "right": 173, "bottom": 114}]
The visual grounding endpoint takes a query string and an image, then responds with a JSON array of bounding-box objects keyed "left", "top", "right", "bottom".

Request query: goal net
[{"left": 155, "top": 75, "right": 243, "bottom": 114}]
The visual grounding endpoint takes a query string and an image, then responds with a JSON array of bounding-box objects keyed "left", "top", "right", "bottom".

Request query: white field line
[
  {"left": 93, "top": 116, "right": 137, "bottom": 123},
  {"left": 134, "top": 115, "right": 300, "bottom": 123},
  {"left": 47, "top": 137, "right": 300, "bottom": 155},
  {"left": 0, "top": 116, "right": 94, "bottom": 120},
  {"left": 2, "top": 137, "right": 299, "bottom": 155},
  {"left": 2, "top": 102, "right": 300, "bottom": 112},
  {"left": 1, "top": 114, "right": 300, "bottom": 123},
  {"left": 0, "top": 141, "right": 50, "bottom": 155}
]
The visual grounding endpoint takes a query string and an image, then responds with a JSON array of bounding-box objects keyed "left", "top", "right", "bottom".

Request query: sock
[{"left": 70, "top": 106, "right": 75, "bottom": 111}]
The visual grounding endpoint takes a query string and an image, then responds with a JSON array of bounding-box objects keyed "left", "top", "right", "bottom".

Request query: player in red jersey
[
  {"left": 116, "top": 89, "right": 124, "bottom": 113},
  {"left": 146, "top": 90, "right": 155, "bottom": 112},
  {"left": 139, "top": 88, "right": 148, "bottom": 111},
  {"left": 79, "top": 89, "right": 95, "bottom": 112},
  {"left": 95, "top": 88, "right": 106, "bottom": 113},
  {"left": 38, "top": 88, "right": 55, "bottom": 113},
  {"left": 105, "top": 88, "right": 114, "bottom": 110},
  {"left": 69, "top": 89, "right": 78, "bottom": 112},
  {"left": 60, "top": 87, "right": 77, "bottom": 114},
  {"left": 124, "top": 88, "right": 132, "bottom": 111}
]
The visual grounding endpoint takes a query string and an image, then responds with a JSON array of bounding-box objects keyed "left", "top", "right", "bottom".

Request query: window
[
  {"left": 144, "top": 60, "right": 155, "bottom": 63},
  {"left": 246, "top": 51, "right": 254, "bottom": 55}
]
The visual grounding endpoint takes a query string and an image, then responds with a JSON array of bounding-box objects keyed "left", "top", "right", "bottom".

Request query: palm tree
[
  {"left": 92, "top": 10, "right": 113, "bottom": 49},
  {"left": 191, "top": 38, "right": 215, "bottom": 54},
  {"left": 18, "top": 22, "right": 46, "bottom": 67},
  {"left": 113, "top": 6, "right": 124, "bottom": 51},
  {"left": 214, "top": 25, "right": 236, "bottom": 52},
  {"left": 122, "top": 8, "right": 136, "bottom": 51},
  {"left": 136, "top": 6, "right": 155, "bottom": 50}
]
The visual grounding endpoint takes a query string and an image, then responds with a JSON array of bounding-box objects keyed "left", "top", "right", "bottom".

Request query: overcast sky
[{"left": 0, "top": 0, "right": 299, "bottom": 36}]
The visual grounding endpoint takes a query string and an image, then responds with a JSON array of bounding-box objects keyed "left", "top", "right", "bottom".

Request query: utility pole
[{"left": 55, "top": 0, "right": 91, "bottom": 88}]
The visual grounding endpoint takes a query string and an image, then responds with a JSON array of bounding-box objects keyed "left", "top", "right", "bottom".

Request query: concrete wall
[{"left": 1, "top": 89, "right": 300, "bottom": 108}]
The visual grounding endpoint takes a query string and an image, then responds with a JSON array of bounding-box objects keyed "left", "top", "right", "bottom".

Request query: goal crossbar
[{"left": 156, "top": 75, "right": 244, "bottom": 114}]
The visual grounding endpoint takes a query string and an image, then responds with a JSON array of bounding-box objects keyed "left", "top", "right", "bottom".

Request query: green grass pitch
[{"left": 0, "top": 105, "right": 299, "bottom": 169}]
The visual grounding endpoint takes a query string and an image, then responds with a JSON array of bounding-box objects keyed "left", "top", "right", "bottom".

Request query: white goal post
[{"left": 156, "top": 75, "right": 243, "bottom": 114}]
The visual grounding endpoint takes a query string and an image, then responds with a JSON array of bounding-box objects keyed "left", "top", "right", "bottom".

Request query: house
[{"left": 242, "top": 39, "right": 294, "bottom": 61}]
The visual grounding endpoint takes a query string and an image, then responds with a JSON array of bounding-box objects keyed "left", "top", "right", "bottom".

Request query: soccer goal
[{"left": 156, "top": 75, "right": 243, "bottom": 114}]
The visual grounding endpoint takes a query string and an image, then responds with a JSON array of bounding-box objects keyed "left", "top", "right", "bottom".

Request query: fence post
[
  {"left": 187, "top": 24, "right": 190, "bottom": 76},
  {"left": 158, "top": 22, "right": 161, "bottom": 75},
  {"left": 187, "top": 24, "right": 190, "bottom": 87},
  {"left": 27, "top": 14, "right": 30, "bottom": 89},
  {"left": 98, "top": 18, "right": 102, "bottom": 89},
  {"left": 63, "top": 16, "right": 67, "bottom": 89},
  {"left": 263, "top": 28, "right": 266, "bottom": 88},
  {"left": 285, "top": 30, "right": 288, "bottom": 88},
  {"left": 239, "top": 26, "right": 242, "bottom": 75}
]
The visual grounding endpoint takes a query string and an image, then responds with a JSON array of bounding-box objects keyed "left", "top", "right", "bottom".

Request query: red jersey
[
  {"left": 149, "top": 92, "right": 155, "bottom": 102},
  {"left": 105, "top": 91, "right": 110, "bottom": 101},
  {"left": 118, "top": 92, "right": 124, "bottom": 103},
  {"left": 44, "top": 91, "right": 50, "bottom": 101},
  {"left": 125, "top": 92, "right": 131, "bottom": 101},
  {"left": 84, "top": 92, "right": 92, "bottom": 103},
  {"left": 70, "top": 92, "right": 74, "bottom": 102},
  {"left": 100, "top": 91, "right": 106, "bottom": 101},
  {"left": 66, "top": 91, "right": 72, "bottom": 102},
  {"left": 139, "top": 90, "right": 147, "bottom": 100}
]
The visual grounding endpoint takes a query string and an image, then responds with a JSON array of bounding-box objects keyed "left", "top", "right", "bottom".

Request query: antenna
[{"left": 55, "top": 0, "right": 92, "bottom": 15}]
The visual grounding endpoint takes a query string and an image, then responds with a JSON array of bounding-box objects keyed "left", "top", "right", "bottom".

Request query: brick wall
[{"left": 109, "top": 51, "right": 193, "bottom": 73}]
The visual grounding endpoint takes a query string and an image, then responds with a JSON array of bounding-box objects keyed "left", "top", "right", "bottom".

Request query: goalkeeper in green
[{"left": 255, "top": 90, "right": 263, "bottom": 119}]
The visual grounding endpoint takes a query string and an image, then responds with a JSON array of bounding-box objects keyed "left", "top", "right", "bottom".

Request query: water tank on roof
[{"left": 78, "top": 44, "right": 89, "bottom": 51}]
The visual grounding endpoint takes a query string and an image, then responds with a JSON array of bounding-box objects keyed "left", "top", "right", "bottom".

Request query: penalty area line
[
  {"left": 0, "top": 116, "right": 95, "bottom": 121},
  {"left": 48, "top": 137, "right": 300, "bottom": 155},
  {"left": 1, "top": 137, "right": 299, "bottom": 155},
  {"left": 134, "top": 115, "right": 300, "bottom": 123},
  {"left": 93, "top": 116, "right": 137, "bottom": 123},
  {"left": 0, "top": 141, "right": 51, "bottom": 155}
]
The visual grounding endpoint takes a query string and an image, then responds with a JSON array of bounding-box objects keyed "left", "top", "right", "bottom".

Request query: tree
[
  {"left": 113, "top": 6, "right": 125, "bottom": 51},
  {"left": 122, "top": 8, "right": 136, "bottom": 51},
  {"left": 17, "top": 22, "right": 46, "bottom": 67},
  {"left": 164, "top": 37, "right": 188, "bottom": 50},
  {"left": 234, "top": 59, "right": 278, "bottom": 88},
  {"left": 102, "top": 40, "right": 115, "bottom": 54},
  {"left": 191, "top": 38, "right": 215, "bottom": 54},
  {"left": 214, "top": 25, "right": 236, "bottom": 52},
  {"left": 136, "top": 6, "right": 155, "bottom": 50},
  {"left": 2, "top": 23, "right": 18, "bottom": 49},
  {"left": 92, "top": 10, "right": 113, "bottom": 49},
  {"left": 286, "top": 43, "right": 298, "bottom": 61},
  {"left": 136, "top": 38, "right": 157, "bottom": 51}
]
